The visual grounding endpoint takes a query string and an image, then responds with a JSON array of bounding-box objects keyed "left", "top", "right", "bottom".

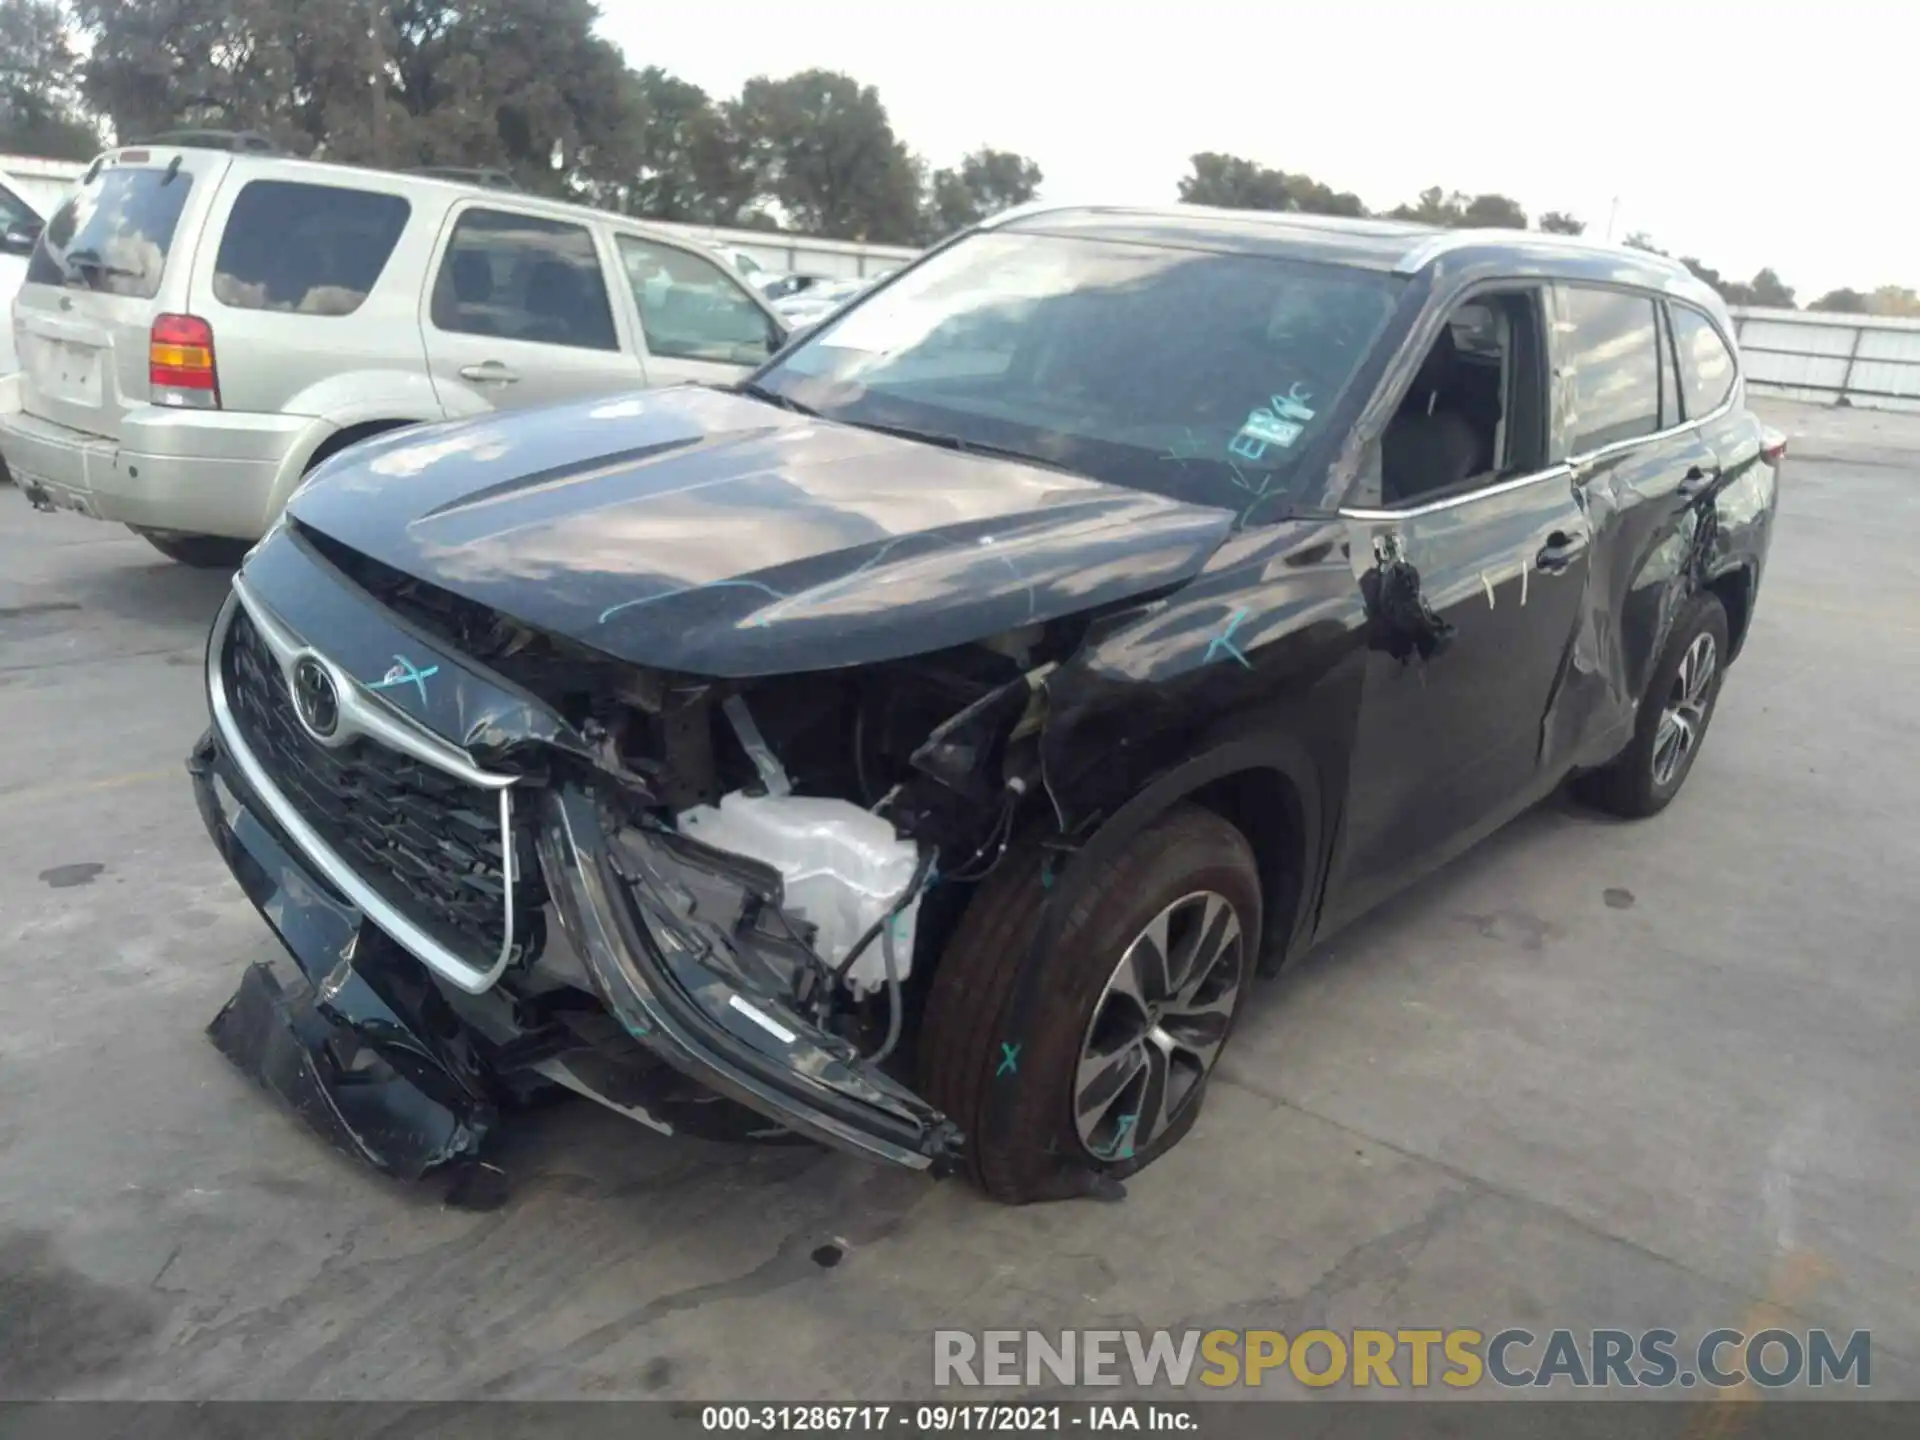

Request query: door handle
[
  {"left": 459, "top": 361, "right": 519, "bottom": 384},
  {"left": 1536, "top": 531, "right": 1588, "bottom": 573},
  {"left": 1676, "top": 463, "right": 1721, "bottom": 499}
]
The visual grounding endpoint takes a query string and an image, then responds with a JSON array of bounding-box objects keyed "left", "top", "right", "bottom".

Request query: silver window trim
[
  {"left": 208, "top": 578, "right": 519, "bottom": 995},
  {"left": 1341, "top": 463, "right": 1574, "bottom": 522}
]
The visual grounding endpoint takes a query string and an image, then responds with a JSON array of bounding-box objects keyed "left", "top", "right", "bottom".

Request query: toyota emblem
[{"left": 291, "top": 656, "right": 340, "bottom": 739}]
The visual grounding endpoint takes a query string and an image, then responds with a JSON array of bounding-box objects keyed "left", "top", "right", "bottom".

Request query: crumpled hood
[{"left": 287, "top": 386, "right": 1236, "bottom": 677}]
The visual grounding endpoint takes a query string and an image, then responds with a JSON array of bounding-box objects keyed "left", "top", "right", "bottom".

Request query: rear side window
[
  {"left": 25, "top": 166, "right": 193, "bottom": 299},
  {"left": 1670, "top": 305, "right": 1738, "bottom": 419},
  {"left": 1558, "top": 285, "right": 1661, "bottom": 453},
  {"left": 213, "top": 180, "right": 410, "bottom": 316},
  {"left": 430, "top": 208, "right": 618, "bottom": 352}
]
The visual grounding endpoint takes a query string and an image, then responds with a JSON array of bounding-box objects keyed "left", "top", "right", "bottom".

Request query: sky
[{"left": 598, "top": 0, "right": 1914, "bottom": 299}]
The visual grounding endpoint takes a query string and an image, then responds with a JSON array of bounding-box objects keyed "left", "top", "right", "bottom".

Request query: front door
[
  {"left": 1324, "top": 285, "right": 1593, "bottom": 926},
  {"left": 420, "top": 203, "right": 644, "bottom": 417},
  {"left": 608, "top": 231, "right": 785, "bottom": 387}
]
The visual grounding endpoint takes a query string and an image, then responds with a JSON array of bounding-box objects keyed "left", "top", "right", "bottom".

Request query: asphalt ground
[{"left": 0, "top": 398, "right": 1913, "bottom": 1403}]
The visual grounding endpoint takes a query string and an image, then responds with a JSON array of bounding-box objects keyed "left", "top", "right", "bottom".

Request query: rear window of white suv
[
  {"left": 213, "top": 179, "right": 412, "bottom": 316},
  {"left": 26, "top": 165, "right": 194, "bottom": 299}
]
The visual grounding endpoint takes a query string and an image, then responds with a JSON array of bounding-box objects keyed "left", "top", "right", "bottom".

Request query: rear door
[
  {"left": 420, "top": 203, "right": 642, "bottom": 415},
  {"left": 12, "top": 148, "right": 230, "bottom": 438},
  {"left": 607, "top": 230, "right": 785, "bottom": 387},
  {"left": 1551, "top": 284, "right": 1721, "bottom": 743}
]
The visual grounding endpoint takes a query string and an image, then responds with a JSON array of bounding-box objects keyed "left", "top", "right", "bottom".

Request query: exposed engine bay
[
  {"left": 383, "top": 555, "right": 1071, "bottom": 1069},
  {"left": 282, "top": 530, "right": 1087, "bottom": 1089}
]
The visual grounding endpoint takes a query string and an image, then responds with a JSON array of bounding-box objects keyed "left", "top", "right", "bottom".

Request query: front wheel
[
  {"left": 131, "top": 527, "right": 252, "bottom": 569},
  {"left": 918, "top": 804, "right": 1262, "bottom": 1204},
  {"left": 1576, "top": 592, "right": 1730, "bottom": 818}
]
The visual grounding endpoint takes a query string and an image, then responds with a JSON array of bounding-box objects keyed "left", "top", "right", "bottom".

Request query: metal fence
[{"left": 1728, "top": 306, "right": 1920, "bottom": 413}]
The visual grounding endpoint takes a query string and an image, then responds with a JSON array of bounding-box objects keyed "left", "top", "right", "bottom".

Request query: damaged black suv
[{"left": 191, "top": 205, "right": 1781, "bottom": 1203}]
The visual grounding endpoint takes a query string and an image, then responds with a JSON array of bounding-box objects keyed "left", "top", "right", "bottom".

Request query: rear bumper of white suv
[{"left": 0, "top": 382, "right": 317, "bottom": 540}]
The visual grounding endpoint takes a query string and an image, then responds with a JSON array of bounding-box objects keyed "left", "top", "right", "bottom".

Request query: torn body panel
[
  {"left": 191, "top": 732, "right": 493, "bottom": 1178},
  {"left": 196, "top": 527, "right": 966, "bottom": 1182}
]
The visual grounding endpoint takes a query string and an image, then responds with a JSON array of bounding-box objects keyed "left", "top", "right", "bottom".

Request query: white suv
[{"left": 0, "top": 141, "right": 789, "bottom": 565}]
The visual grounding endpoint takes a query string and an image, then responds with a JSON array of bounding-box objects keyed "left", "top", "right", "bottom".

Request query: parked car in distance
[
  {"left": 712, "top": 244, "right": 780, "bottom": 294},
  {"left": 191, "top": 205, "right": 1781, "bottom": 1204},
  {"left": 0, "top": 141, "right": 789, "bottom": 565},
  {"left": 772, "top": 275, "right": 872, "bottom": 329},
  {"left": 0, "top": 175, "right": 46, "bottom": 377}
]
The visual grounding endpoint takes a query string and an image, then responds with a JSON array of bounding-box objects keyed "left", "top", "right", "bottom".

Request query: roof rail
[
  {"left": 130, "top": 129, "right": 283, "bottom": 155},
  {"left": 410, "top": 165, "right": 520, "bottom": 191},
  {"left": 1392, "top": 227, "right": 1696, "bottom": 278}
]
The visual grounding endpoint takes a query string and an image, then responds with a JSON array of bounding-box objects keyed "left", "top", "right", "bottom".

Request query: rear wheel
[
  {"left": 1575, "top": 592, "right": 1729, "bottom": 818},
  {"left": 131, "top": 527, "right": 252, "bottom": 569},
  {"left": 918, "top": 804, "right": 1261, "bottom": 1203}
]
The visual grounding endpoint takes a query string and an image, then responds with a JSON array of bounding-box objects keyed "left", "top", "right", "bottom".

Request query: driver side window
[
  {"left": 1376, "top": 289, "right": 1547, "bottom": 508},
  {"left": 616, "top": 234, "right": 780, "bottom": 365}
]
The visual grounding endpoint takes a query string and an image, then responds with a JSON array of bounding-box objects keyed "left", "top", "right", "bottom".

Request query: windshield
[
  {"left": 26, "top": 165, "right": 194, "bottom": 300},
  {"left": 755, "top": 231, "right": 1402, "bottom": 519}
]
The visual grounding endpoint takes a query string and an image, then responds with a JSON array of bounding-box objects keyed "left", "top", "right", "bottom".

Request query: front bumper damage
[{"left": 192, "top": 563, "right": 963, "bottom": 1190}]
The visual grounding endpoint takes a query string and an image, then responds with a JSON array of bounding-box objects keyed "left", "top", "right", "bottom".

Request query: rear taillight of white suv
[{"left": 149, "top": 314, "right": 220, "bottom": 409}]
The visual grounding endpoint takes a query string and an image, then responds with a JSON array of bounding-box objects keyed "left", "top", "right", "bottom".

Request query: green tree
[
  {"left": 921, "top": 146, "right": 1044, "bottom": 240},
  {"left": 1810, "top": 287, "right": 1868, "bottom": 314},
  {"left": 612, "top": 67, "right": 726, "bottom": 222},
  {"left": 1537, "top": 210, "right": 1585, "bottom": 235},
  {"left": 1388, "top": 188, "right": 1528, "bottom": 228},
  {"left": 1461, "top": 192, "right": 1527, "bottom": 229},
  {"left": 0, "top": 0, "right": 101, "bottom": 158},
  {"left": 381, "top": 0, "right": 639, "bottom": 195},
  {"left": 74, "top": 0, "right": 301, "bottom": 146},
  {"left": 1621, "top": 231, "right": 1665, "bottom": 253},
  {"left": 1180, "top": 152, "right": 1292, "bottom": 210},
  {"left": 1746, "top": 268, "right": 1795, "bottom": 309},
  {"left": 732, "top": 69, "right": 921, "bottom": 243},
  {"left": 1178, "top": 152, "right": 1364, "bottom": 216},
  {"left": 1281, "top": 172, "right": 1365, "bottom": 217},
  {"left": 74, "top": 0, "right": 638, "bottom": 192},
  {"left": 1868, "top": 285, "right": 1920, "bottom": 317},
  {"left": 1387, "top": 187, "right": 1461, "bottom": 226}
]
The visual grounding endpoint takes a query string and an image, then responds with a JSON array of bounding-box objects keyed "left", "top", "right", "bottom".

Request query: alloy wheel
[
  {"left": 1652, "top": 631, "right": 1718, "bottom": 788},
  {"left": 1073, "top": 890, "right": 1246, "bottom": 1161}
]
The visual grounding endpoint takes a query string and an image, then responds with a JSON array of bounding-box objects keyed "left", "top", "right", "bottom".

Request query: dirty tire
[
  {"left": 132, "top": 527, "right": 252, "bottom": 569},
  {"left": 1575, "top": 592, "right": 1730, "bottom": 819},
  {"left": 917, "top": 804, "right": 1262, "bottom": 1204}
]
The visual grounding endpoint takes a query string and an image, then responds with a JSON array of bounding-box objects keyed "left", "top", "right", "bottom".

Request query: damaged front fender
[{"left": 537, "top": 787, "right": 964, "bottom": 1174}]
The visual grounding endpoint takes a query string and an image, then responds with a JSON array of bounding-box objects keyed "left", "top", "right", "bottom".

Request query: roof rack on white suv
[{"left": 130, "top": 129, "right": 284, "bottom": 155}]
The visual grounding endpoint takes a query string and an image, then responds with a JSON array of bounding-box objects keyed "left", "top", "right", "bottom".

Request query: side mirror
[{"left": 0, "top": 223, "right": 39, "bottom": 257}]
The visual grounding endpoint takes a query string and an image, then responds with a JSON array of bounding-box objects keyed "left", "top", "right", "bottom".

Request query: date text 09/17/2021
[{"left": 700, "top": 1405, "right": 1196, "bottom": 1432}]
